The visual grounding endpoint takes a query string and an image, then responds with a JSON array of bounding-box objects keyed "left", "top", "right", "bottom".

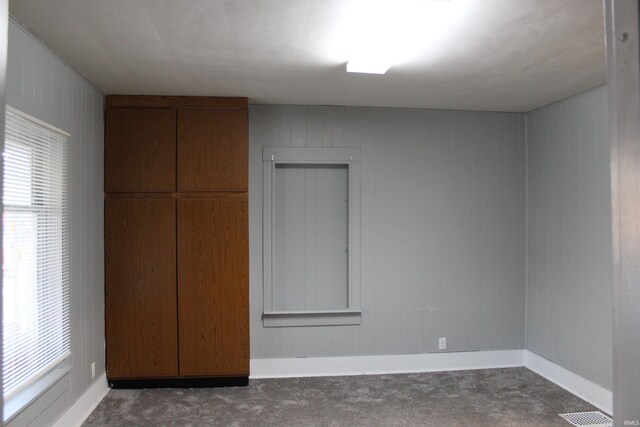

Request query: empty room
[{"left": 0, "top": 0, "right": 639, "bottom": 426}]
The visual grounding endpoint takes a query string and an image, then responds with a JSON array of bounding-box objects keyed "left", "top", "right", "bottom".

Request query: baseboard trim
[
  {"left": 52, "top": 373, "right": 109, "bottom": 427},
  {"left": 524, "top": 351, "right": 613, "bottom": 415},
  {"left": 250, "top": 349, "right": 526, "bottom": 378}
]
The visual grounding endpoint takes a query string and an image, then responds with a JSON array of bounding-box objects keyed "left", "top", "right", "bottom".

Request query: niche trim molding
[{"left": 262, "top": 147, "right": 361, "bottom": 327}]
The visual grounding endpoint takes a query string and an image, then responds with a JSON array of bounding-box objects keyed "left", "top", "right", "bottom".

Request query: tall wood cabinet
[{"left": 104, "top": 96, "right": 249, "bottom": 387}]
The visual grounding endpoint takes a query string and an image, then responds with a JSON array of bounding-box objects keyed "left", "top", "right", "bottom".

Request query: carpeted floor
[{"left": 83, "top": 367, "right": 599, "bottom": 426}]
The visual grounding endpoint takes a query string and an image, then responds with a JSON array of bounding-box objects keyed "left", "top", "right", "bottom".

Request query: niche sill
[{"left": 263, "top": 309, "right": 362, "bottom": 327}]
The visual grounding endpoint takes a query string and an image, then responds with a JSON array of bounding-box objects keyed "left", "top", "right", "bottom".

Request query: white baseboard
[
  {"left": 524, "top": 351, "right": 612, "bottom": 415},
  {"left": 52, "top": 373, "right": 109, "bottom": 427},
  {"left": 250, "top": 349, "right": 526, "bottom": 378}
]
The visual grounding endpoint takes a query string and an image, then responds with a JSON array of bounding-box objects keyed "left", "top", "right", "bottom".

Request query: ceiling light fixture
[
  {"left": 340, "top": 0, "right": 455, "bottom": 74},
  {"left": 346, "top": 58, "right": 392, "bottom": 75}
]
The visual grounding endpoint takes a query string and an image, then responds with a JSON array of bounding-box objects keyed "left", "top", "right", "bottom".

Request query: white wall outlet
[
  {"left": 439, "top": 337, "right": 446, "bottom": 350},
  {"left": 91, "top": 362, "right": 96, "bottom": 379}
]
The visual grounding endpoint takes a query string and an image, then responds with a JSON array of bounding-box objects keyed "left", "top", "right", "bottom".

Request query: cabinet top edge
[
  {"left": 104, "top": 192, "right": 248, "bottom": 199},
  {"left": 106, "top": 95, "right": 248, "bottom": 109}
]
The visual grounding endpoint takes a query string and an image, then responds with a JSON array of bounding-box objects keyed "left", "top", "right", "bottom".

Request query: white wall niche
[{"left": 262, "top": 146, "right": 361, "bottom": 327}]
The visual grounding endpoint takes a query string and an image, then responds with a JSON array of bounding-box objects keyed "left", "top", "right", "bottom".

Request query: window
[
  {"left": 2, "top": 107, "right": 70, "bottom": 400},
  {"left": 262, "top": 147, "right": 361, "bottom": 327}
]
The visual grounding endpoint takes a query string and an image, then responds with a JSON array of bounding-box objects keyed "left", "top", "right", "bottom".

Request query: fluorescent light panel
[
  {"left": 342, "top": 0, "right": 453, "bottom": 74},
  {"left": 346, "top": 59, "right": 391, "bottom": 74}
]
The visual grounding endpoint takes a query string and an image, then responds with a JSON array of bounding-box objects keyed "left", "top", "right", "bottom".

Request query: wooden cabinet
[
  {"left": 177, "top": 109, "right": 248, "bottom": 191},
  {"left": 178, "top": 196, "right": 249, "bottom": 376},
  {"left": 105, "top": 108, "right": 176, "bottom": 192},
  {"left": 105, "top": 198, "right": 178, "bottom": 378},
  {"left": 104, "top": 96, "right": 249, "bottom": 388}
]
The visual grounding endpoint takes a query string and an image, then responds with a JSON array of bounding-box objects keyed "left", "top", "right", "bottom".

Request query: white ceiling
[{"left": 9, "top": 0, "right": 606, "bottom": 112}]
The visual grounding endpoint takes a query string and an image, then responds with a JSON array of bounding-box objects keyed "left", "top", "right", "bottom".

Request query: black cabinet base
[{"left": 108, "top": 376, "right": 249, "bottom": 389}]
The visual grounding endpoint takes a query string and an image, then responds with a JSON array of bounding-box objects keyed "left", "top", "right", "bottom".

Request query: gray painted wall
[
  {"left": 6, "top": 19, "right": 104, "bottom": 426},
  {"left": 525, "top": 85, "right": 612, "bottom": 390},
  {"left": 250, "top": 105, "right": 526, "bottom": 358}
]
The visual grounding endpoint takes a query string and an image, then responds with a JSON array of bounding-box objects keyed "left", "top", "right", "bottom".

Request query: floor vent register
[{"left": 559, "top": 411, "right": 613, "bottom": 427}]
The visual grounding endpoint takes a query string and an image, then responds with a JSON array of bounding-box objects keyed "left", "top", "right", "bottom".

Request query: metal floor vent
[{"left": 559, "top": 411, "right": 613, "bottom": 427}]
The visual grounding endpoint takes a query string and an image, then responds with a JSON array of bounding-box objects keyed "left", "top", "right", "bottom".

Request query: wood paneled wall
[
  {"left": 526, "top": 85, "right": 612, "bottom": 390},
  {"left": 6, "top": 18, "right": 104, "bottom": 426},
  {"left": 249, "top": 105, "right": 526, "bottom": 358}
]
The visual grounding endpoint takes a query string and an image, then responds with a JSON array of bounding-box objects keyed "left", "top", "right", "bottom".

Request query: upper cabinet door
[
  {"left": 177, "top": 109, "right": 248, "bottom": 191},
  {"left": 105, "top": 108, "right": 176, "bottom": 192}
]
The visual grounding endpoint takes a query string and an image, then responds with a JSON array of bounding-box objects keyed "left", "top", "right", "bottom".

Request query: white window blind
[{"left": 2, "top": 107, "right": 70, "bottom": 399}]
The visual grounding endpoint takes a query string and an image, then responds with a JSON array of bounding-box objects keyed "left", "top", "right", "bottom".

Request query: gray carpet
[{"left": 84, "top": 367, "right": 598, "bottom": 426}]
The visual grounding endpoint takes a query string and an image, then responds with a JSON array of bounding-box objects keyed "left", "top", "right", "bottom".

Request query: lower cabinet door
[
  {"left": 177, "top": 196, "right": 249, "bottom": 376},
  {"left": 105, "top": 198, "right": 178, "bottom": 378}
]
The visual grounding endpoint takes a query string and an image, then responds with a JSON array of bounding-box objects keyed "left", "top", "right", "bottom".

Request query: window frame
[
  {"left": 2, "top": 106, "right": 71, "bottom": 423},
  {"left": 262, "top": 146, "right": 361, "bottom": 327}
]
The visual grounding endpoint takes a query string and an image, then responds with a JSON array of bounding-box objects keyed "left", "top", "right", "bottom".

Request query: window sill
[
  {"left": 262, "top": 309, "right": 362, "bottom": 327},
  {"left": 4, "top": 363, "right": 71, "bottom": 424}
]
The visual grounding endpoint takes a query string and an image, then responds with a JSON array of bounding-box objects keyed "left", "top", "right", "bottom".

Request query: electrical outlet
[
  {"left": 91, "top": 362, "right": 96, "bottom": 379},
  {"left": 439, "top": 337, "right": 446, "bottom": 350}
]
